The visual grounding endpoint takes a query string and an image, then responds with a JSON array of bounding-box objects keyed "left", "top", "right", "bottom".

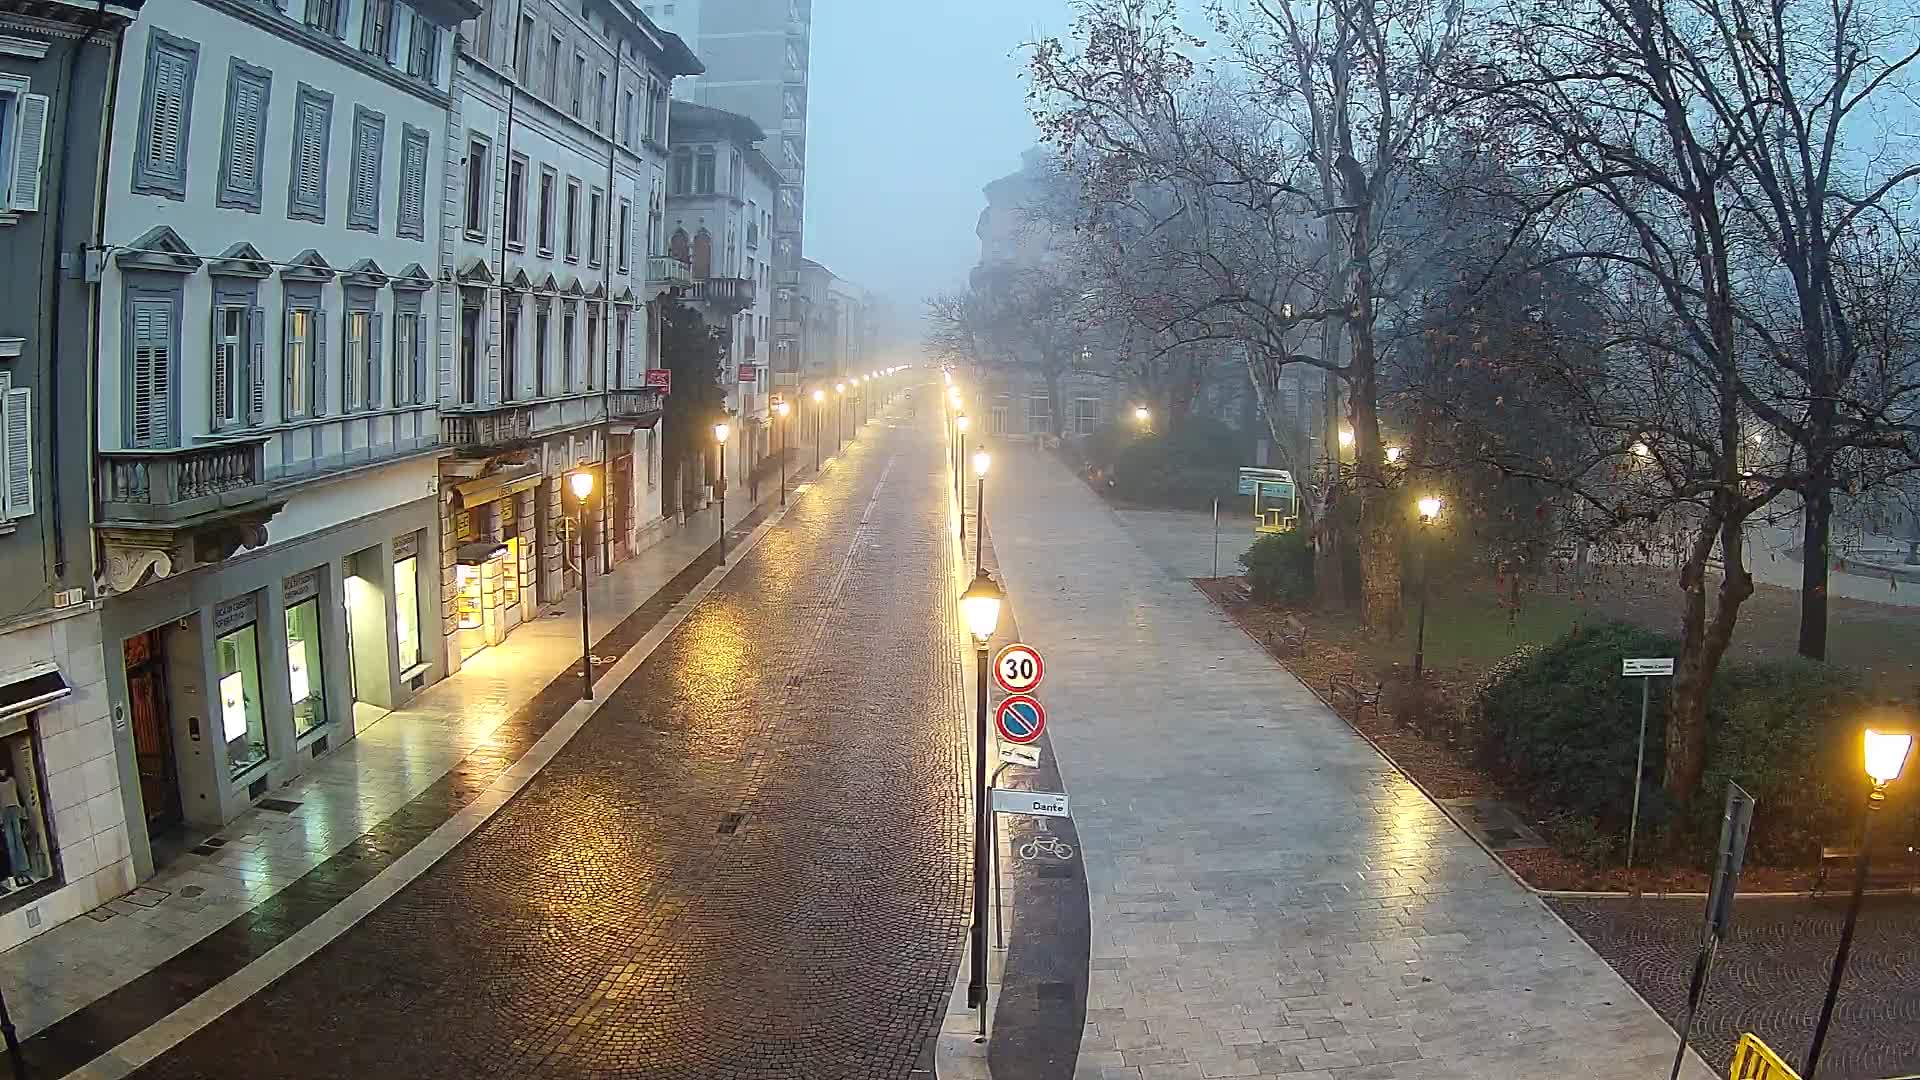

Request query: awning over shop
[
  {"left": 0, "top": 663, "right": 71, "bottom": 737},
  {"left": 455, "top": 541, "right": 511, "bottom": 566},
  {"left": 447, "top": 464, "right": 545, "bottom": 510}
]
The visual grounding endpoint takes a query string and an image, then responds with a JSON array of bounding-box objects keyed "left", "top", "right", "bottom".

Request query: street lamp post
[
  {"left": 1805, "top": 725, "right": 1914, "bottom": 1077},
  {"left": 835, "top": 382, "right": 845, "bottom": 451},
  {"left": 1413, "top": 496, "right": 1442, "bottom": 678},
  {"left": 714, "top": 422, "right": 731, "bottom": 562},
  {"left": 956, "top": 413, "right": 970, "bottom": 543},
  {"left": 570, "top": 469, "right": 595, "bottom": 701},
  {"left": 775, "top": 398, "right": 791, "bottom": 506},
  {"left": 973, "top": 449, "right": 991, "bottom": 576},
  {"left": 958, "top": 571, "right": 1005, "bottom": 1018},
  {"left": 812, "top": 388, "right": 825, "bottom": 472}
]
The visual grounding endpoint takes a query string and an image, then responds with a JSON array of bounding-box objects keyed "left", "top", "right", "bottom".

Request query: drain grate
[
  {"left": 257, "top": 798, "right": 302, "bottom": 813},
  {"left": 717, "top": 812, "right": 746, "bottom": 835}
]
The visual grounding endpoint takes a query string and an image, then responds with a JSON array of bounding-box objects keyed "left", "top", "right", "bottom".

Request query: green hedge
[
  {"left": 1081, "top": 417, "right": 1243, "bottom": 511},
  {"left": 1240, "top": 530, "right": 1314, "bottom": 603},
  {"left": 1474, "top": 622, "right": 1873, "bottom": 866}
]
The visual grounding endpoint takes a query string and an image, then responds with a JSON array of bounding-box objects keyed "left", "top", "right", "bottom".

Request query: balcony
[
  {"left": 96, "top": 438, "right": 284, "bottom": 593},
  {"left": 609, "top": 389, "right": 665, "bottom": 421},
  {"left": 645, "top": 254, "right": 693, "bottom": 301},
  {"left": 442, "top": 406, "right": 534, "bottom": 451},
  {"left": 690, "top": 275, "right": 756, "bottom": 313}
]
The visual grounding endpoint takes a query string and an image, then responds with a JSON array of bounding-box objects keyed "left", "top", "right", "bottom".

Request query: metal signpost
[
  {"left": 1622, "top": 656, "right": 1675, "bottom": 867},
  {"left": 993, "top": 642, "right": 1044, "bottom": 695},
  {"left": 1668, "top": 782, "right": 1755, "bottom": 1080},
  {"left": 994, "top": 695, "right": 1046, "bottom": 744}
]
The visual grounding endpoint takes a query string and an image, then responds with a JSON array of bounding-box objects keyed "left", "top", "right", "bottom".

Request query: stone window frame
[
  {"left": 215, "top": 57, "right": 271, "bottom": 212},
  {"left": 208, "top": 273, "right": 266, "bottom": 431},
  {"left": 132, "top": 29, "right": 199, "bottom": 200},
  {"left": 396, "top": 123, "right": 429, "bottom": 240},
  {"left": 122, "top": 273, "right": 185, "bottom": 448},
  {"left": 287, "top": 82, "right": 333, "bottom": 223},
  {"left": 347, "top": 105, "right": 385, "bottom": 233}
]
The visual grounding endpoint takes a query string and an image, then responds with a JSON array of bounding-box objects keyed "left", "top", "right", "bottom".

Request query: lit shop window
[
  {"left": 285, "top": 597, "right": 326, "bottom": 737},
  {"left": 394, "top": 555, "right": 421, "bottom": 670},
  {"left": 217, "top": 622, "right": 267, "bottom": 776}
]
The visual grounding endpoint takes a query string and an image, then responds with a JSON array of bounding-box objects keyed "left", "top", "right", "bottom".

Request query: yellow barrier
[{"left": 1730, "top": 1034, "right": 1799, "bottom": 1080}]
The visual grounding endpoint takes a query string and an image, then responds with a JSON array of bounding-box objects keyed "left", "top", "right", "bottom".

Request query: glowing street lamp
[
  {"left": 1385, "top": 445, "right": 1405, "bottom": 465},
  {"left": 714, "top": 422, "right": 731, "bottom": 561},
  {"left": 569, "top": 469, "right": 595, "bottom": 700},
  {"left": 1806, "top": 723, "right": 1914, "bottom": 1077},
  {"left": 972, "top": 449, "right": 991, "bottom": 576},
  {"left": 957, "top": 569, "right": 1005, "bottom": 1018},
  {"left": 1413, "top": 495, "right": 1443, "bottom": 678},
  {"left": 1134, "top": 405, "right": 1151, "bottom": 425},
  {"left": 955, "top": 413, "right": 971, "bottom": 534}
]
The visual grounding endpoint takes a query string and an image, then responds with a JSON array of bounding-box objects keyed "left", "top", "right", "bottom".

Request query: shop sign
[
  {"left": 645, "top": 369, "right": 672, "bottom": 393},
  {"left": 738, "top": 365, "right": 756, "bottom": 384},
  {"left": 395, "top": 531, "right": 422, "bottom": 561},
  {"left": 283, "top": 568, "right": 321, "bottom": 605},
  {"left": 212, "top": 593, "right": 258, "bottom": 636}
]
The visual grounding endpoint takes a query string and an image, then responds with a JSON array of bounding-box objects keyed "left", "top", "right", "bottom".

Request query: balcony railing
[
  {"left": 647, "top": 254, "right": 692, "bottom": 289},
  {"left": 690, "top": 276, "right": 756, "bottom": 312},
  {"left": 98, "top": 439, "right": 271, "bottom": 526},
  {"left": 609, "top": 390, "right": 665, "bottom": 420},
  {"left": 442, "top": 407, "right": 534, "bottom": 450}
]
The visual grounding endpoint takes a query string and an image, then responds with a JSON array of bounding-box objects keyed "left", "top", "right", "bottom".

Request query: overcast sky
[{"left": 801, "top": 0, "right": 1072, "bottom": 347}]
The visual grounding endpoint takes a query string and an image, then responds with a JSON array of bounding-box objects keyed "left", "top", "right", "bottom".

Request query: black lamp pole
[
  {"left": 958, "top": 430, "right": 967, "bottom": 545},
  {"left": 778, "top": 410, "right": 786, "bottom": 506},
  {"left": 1413, "top": 521, "right": 1432, "bottom": 678},
  {"left": 577, "top": 495, "right": 592, "bottom": 701},
  {"left": 1805, "top": 784, "right": 1889, "bottom": 1077},
  {"left": 717, "top": 442, "right": 727, "bottom": 562},
  {"left": 967, "top": 634, "right": 990, "bottom": 1012},
  {"left": 976, "top": 471, "right": 986, "bottom": 576}
]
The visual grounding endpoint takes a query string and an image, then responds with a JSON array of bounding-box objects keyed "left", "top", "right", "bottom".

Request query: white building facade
[
  {"left": 433, "top": 0, "right": 698, "bottom": 670},
  {"left": 94, "top": 0, "right": 475, "bottom": 878},
  {"left": 665, "top": 99, "right": 775, "bottom": 482}
]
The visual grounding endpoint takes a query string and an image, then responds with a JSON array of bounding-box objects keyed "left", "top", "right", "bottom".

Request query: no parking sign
[{"left": 994, "top": 694, "right": 1046, "bottom": 744}]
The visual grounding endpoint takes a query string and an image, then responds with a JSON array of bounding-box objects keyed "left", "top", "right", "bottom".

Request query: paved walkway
[
  {"left": 0, "top": 444, "right": 830, "bottom": 1059},
  {"left": 984, "top": 444, "right": 1713, "bottom": 1080}
]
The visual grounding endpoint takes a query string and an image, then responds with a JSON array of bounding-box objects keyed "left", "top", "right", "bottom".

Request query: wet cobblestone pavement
[
  {"left": 1551, "top": 894, "right": 1920, "bottom": 1079},
  {"left": 130, "top": 417, "right": 971, "bottom": 1080}
]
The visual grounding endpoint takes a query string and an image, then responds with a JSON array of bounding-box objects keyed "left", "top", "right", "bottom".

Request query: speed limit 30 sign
[{"left": 993, "top": 643, "right": 1044, "bottom": 694}]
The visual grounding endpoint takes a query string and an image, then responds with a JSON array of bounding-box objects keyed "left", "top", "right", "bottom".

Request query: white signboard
[
  {"left": 998, "top": 744, "right": 1041, "bottom": 769},
  {"left": 1623, "top": 657, "right": 1676, "bottom": 677},
  {"left": 992, "top": 789, "right": 1070, "bottom": 818},
  {"left": 219, "top": 671, "right": 248, "bottom": 741}
]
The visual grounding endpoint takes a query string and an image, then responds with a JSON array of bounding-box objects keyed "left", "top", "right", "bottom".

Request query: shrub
[
  {"left": 1088, "top": 416, "right": 1245, "bottom": 510},
  {"left": 1239, "top": 530, "right": 1314, "bottom": 603},
  {"left": 1383, "top": 669, "right": 1453, "bottom": 738}
]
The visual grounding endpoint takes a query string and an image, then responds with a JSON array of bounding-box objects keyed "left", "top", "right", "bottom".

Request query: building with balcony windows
[
  {"left": 647, "top": 0, "right": 807, "bottom": 387},
  {"left": 91, "top": 0, "right": 476, "bottom": 881},
  {"left": 665, "top": 99, "right": 775, "bottom": 481},
  {"left": 439, "top": 0, "right": 697, "bottom": 672},
  {"left": 0, "top": 0, "right": 143, "bottom": 950}
]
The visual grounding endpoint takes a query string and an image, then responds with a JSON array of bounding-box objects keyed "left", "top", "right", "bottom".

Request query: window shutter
[
  {"left": 368, "top": 311, "right": 384, "bottom": 409},
  {"left": 392, "top": 313, "right": 409, "bottom": 405},
  {"left": 150, "top": 56, "right": 188, "bottom": 182},
  {"left": 438, "top": 309, "right": 454, "bottom": 404},
  {"left": 485, "top": 305, "right": 502, "bottom": 404},
  {"left": 3, "top": 384, "right": 30, "bottom": 520},
  {"left": 313, "top": 307, "right": 329, "bottom": 415},
  {"left": 247, "top": 307, "right": 266, "bottom": 424},
  {"left": 209, "top": 305, "right": 230, "bottom": 426},
  {"left": 229, "top": 79, "right": 263, "bottom": 199},
  {"left": 129, "top": 300, "right": 173, "bottom": 447},
  {"left": 10, "top": 94, "right": 49, "bottom": 212}
]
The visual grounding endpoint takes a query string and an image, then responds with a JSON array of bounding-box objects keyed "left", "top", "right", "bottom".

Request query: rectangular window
[
  {"left": 393, "top": 304, "right": 422, "bottom": 405},
  {"left": 288, "top": 84, "right": 332, "bottom": 222},
  {"left": 515, "top": 14, "right": 534, "bottom": 82},
  {"left": 305, "top": 0, "right": 340, "bottom": 35},
  {"left": 546, "top": 32, "right": 562, "bottom": 98},
  {"left": 537, "top": 167, "right": 555, "bottom": 254},
  {"left": 570, "top": 51, "right": 585, "bottom": 115},
  {"left": 564, "top": 178, "right": 580, "bottom": 261},
  {"left": 348, "top": 106, "right": 384, "bottom": 232},
  {"left": 614, "top": 311, "right": 627, "bottom": 385},
  {"left": 695, "top": 150, "right": 715, "bottom": 194},
  {"left": 643, "top": 79, "right": 657, "bottom": 144},
  {"left": 460, "top": 305, "right": 480, "bottom": 404},
  {"left": 360, "top": 0, "right": 395, "bottom": 60},
  {"left": 134, "top": 32, "right": 197, "bottom": 199},
  {"left": 217, "top": 618, "right": 268, "bottom": 776},
  {"left": 407, "top": 17, "right": 441, "bottom": 82},
  {"left": 394, "top": 554, "right": 422, "bottom": 670},
  {"left": 464, "top": 135, "right": 488, "bottom": 238},
  {"left": 397, "top": 124, "right": 428, "bottom": 240},
  {"left": 343, "top": 305, "right": 373, "bottom": 411},
  {"left": 670, "top": 149, "right": 690, "bottom": 194},
  {"left": 282, "top": 299, "right": 324, "bottom": 418},
  {"left": 0, "top": 371, "right": 32, "bottom": 520},
  {"left": 585, "top": 306, "right": 599, "bottom": 391},
  {"left": 588, "top": 188, "right": 603, "bottom": 267},
  {"left": 1027, "top": 393, "right": 1051, "bottom": 432},
  {"left": 1074, "top": 397, "right": 1100, "bottom": 436},
  {"left": 127, "top": 292, "right": 177, "bottom": 447},
  {"left": 286, "top": 596, "right": 327, "bottom": 737},
  {"left": 621, "top": 88, "right": 634, "bottom": 145},
  {"left": 0, "top": 724, "right": 56, "bottom": 888},
  {"left": 210, "top": 301, "right": 254, "bottom": 430},
  {"left": 534, "top": 304, "right": 550, "bottom": 397},
  {"left": 216, "top": 60, "right": 269, "bottom": 211},
  {"left": 561, "top": 306, "right": 577, "bottom": 392},
  {"left": 505, "top": 154, "right": 527, "bottom": 248},
  {"left": 594, "top": 71, "right": 607, "bottom": 132},
  {"left": 617, "top": 199, "right": 629, "bottom": 271},
  {"left": 503, "top": 301, "right": 520, "bottom": 401}
]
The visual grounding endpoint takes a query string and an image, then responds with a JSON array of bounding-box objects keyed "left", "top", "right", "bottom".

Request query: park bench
[
  {"left": 1264, "top": 614, "right": 1307, "bottom": 655},
  {"left": 1328, "top": 671, "right": 1382, "bottom": 721},
  {"left": 1811, "top": 836, "right": 1920, "bottom": 896}
]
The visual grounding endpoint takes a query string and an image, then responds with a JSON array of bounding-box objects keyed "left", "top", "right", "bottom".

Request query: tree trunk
[
  {"left": 1798, "top": 471, "right": 1832, "bottom": 659},
  {"left": 1664, "top": 515, "right": 1754, "bottom": 801}
]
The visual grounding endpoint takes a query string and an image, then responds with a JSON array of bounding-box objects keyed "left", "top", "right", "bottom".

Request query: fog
[{"left": 802, "top": 0, "right": 1071, "bottom": 349}]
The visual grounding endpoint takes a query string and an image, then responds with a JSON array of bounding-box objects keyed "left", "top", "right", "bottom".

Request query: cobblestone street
[{"left": 120, "top": 415, "right": 971, "bottom": 1080}]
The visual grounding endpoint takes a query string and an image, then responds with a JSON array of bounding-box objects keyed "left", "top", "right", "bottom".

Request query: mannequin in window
[{"left": 0, "top": 767, "right": 30, "bottom": 887}]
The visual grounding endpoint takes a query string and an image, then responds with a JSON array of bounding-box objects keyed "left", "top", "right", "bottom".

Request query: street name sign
[
  {"left": 1623, "top": 657, "right": 1675, "bottom": 677},
  {"left": 994, "top": 694, "right": 1046, "bottom": 744},
  {"left": 998, "top": 744, "right": 1040, "bottom": 769},
  {"left": 993, "top": 643, "right": 1044, "bottom": 694},
  {"left": 991, "top": 789, "right": 1070, "bottom": 818}
]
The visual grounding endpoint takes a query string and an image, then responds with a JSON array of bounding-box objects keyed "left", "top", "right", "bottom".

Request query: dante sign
[{"left": 991, "top": 789, "right": 1070, "bottom": 818}]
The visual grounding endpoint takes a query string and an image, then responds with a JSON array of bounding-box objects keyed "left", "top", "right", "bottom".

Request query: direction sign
[
  {"left": 1623, "top": 657, "right": 1675, "bottom": 677},
  {"left": 991, "top": 789, "right": 1070, "bottom": 818},
  {"left": 995, "top": 694, "right": 1046, "bottom": 744},
  {"left": 993, "top": 643, "right": 1045, "bottom": 694},
  {"left": 998, "top": 744, "right": 1040, "bottom": 769}
]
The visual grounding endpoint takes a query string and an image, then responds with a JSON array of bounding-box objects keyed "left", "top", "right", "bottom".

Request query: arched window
[
  {"left": 691, "top": 228, "right": 712, "bottom": 280},
  {"left": 668, "top": 228, "right": 690, "bottom": 262}
]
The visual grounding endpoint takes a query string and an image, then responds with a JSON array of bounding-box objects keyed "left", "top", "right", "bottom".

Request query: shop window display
[
  {"left": 285, "top": 597, "right": 327, "bottom": 737},
  {"left": 394, "top": 555, "right": 422, "bottom": 670},
  {"left": 217, "top": 623, "right": 268, "bottom": 776},
  {"left": 0, "top": 730, "right": 52, "bottom": 895}
]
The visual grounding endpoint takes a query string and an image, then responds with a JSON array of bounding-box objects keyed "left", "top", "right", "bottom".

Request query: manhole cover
[{"left": 257, "top": 798, "right": 302, "bottom": 813}]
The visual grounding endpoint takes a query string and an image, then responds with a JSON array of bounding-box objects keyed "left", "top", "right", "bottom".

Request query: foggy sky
[{"left": 802, "top": 0, "right": 1071, "bottom": 349}]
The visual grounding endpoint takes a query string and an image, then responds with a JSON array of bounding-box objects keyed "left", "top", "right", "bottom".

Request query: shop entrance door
[{"left": 125, "top": 631, "right": 184, "bottom": 855}]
